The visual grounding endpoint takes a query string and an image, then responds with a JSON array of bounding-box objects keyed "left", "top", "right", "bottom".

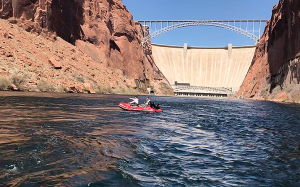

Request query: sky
[{"left": 123, "top": 0, "right": 279, "bottom": 47}]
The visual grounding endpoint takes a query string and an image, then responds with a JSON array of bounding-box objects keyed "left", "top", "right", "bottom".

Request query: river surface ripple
[{"left": 0, "top": 92, "right": 300, "bottom": 186}]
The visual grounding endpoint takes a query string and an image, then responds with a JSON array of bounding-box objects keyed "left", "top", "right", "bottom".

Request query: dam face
[{"left": 152, "top": 44, "right": 256, "bottom": 92}]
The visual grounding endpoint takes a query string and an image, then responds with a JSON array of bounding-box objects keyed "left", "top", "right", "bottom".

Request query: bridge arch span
[{"left": 138, "top": 20, "right": 268, "bottom": 43}]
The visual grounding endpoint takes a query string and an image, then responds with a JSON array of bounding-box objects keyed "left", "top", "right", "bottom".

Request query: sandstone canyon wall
[
  {"left": 0, "top": 0, "right": 173, "bottom": 95},
  {"left": 237, "top": 0, "right": 300, "bottom": 102}
]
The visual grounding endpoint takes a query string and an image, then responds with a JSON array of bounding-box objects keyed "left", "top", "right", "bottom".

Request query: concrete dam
[{"left": 151, "top": 43, "right": 256, "bottom": 94}]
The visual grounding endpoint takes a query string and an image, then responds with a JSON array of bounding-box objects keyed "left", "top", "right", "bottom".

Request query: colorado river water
[{"left": 0, "top": 92, "right": 300, "bottom": 186}]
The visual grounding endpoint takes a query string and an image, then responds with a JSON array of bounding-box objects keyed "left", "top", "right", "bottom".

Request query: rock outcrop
[
  {"left": 0, "top": 0, "right": 173, "bottom": 95},
  {"left": 237, "top": 0, "right": 300, "bottom": 102}
]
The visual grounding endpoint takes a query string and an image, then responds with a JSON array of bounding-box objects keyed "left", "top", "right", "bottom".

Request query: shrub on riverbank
[
  {"left": 263, "top": 82, "right": 300, "bottom": 103},
  {"left": 72, "top": 74, "right": 85, "bottom": 83},
  {"left": 94, "top": 83, "right": 112, "bottom": 94},
  {"left": 260, "top": 83, "right": 270, "bottom": 99},
  {"left": 289, "top": 84, "right": 300, "bottom": 102},
  {"left": 0, "top": 77, "right": 11, "bottom": 91},
  {"left": 112, "top": 86, "right": 139, "bottom": 95},
  {"left": 112, "top": 86, "right": 127, "bottom": 94},
  {"left": 11, "top": 74, "right": 26, "bottom": 90},
  {"left": 37, "top": 80, "right": 55, "bottom": 92},
  {"left": 56, "top": 85, "right": 69, "bottom": 93},
  {"left": 93, "top": 83, "right": 139, "bottom": 95}
]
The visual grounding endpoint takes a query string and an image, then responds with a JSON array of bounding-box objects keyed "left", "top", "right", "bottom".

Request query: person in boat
[
  {"left": 129, "top": 96, "right": 139, "bottom": 106},
  {"left": 141, "top": 97, "right": 151, "bottom": 107},
  {"left": 145, "top": 97, "right": 151, "bottom": 106}
]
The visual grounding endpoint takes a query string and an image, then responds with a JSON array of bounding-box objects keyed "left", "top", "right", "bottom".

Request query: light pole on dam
[{"left": 151, "top": 43, "right": 257, "bottom": 97}]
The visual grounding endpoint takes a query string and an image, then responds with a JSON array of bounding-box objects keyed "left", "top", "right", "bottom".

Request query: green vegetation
[
  {"left": 55, "top": 85, "right": 69, "bottom": 93},
  {"left": 0, "top": 77, "right": 11, "bottom": 91},
  {"left": 11, "top": 74, "right": 26, "bottom": 90},
  {"left": 111, "top": 86, "right": 125, "bottom": 94},
  {"left": 94, "top": 83, "right": 112, "bottom": 94},
  {"left": 288, "top": 84, "right": 300, "bottom": 102},
  {"left": 27, "top": 84, "right": 39, "bottom": 92},
  {"left": 37, "top": 80, "right": 55, "bottom": 92},
  {"left": 113, "top": 86, "right": 139, "bottom": 95},
  {"left": 260, "top": 84, "right": 270, "bottom": 99},
  {"left": 72, "top": 73, "right": 85, "bottom": 83},
  {"left": 269, "top": 85, "right": 282, "bottom": 100},
  {"left": 94, "top": 85, "right": 103, "bottom": 93},
  {"left": 93, "top": 82, "right": 140, "bottom": 95},
  {"left": 84, "top": 75, "right": 96, "bottom": 83}
]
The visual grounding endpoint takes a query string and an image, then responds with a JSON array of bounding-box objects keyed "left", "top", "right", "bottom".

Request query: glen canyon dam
[{"left": 151, "top": 43, "right": 256, "bottom": 94}]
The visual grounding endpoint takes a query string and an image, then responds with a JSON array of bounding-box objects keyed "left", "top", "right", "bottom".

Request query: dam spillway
[{"left": 151, "top": 43, "right": 256, "bottom": 92}]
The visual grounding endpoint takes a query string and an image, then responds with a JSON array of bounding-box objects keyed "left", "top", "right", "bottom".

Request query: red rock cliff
[
  {"left": 0, "top": 0, "right": 173, "bottom": 95},
  {"left": 237, "top": 0, "right": 300, "bottom": 102}
]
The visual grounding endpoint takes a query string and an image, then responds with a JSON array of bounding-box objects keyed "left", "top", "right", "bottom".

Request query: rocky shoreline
[{"left": 0, "top": 0, "right": 173, "bottom": 96}]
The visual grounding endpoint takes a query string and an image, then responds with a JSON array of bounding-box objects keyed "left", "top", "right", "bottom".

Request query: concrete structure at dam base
[
  {"left": 172, "top": 84, "right": 233, "bottom": 97},
  {"left": 175, "top": 92, "right": 228, "bottom": 97},
  {"left": 151, "top": 43, "right": 256, "bottom": 97}
]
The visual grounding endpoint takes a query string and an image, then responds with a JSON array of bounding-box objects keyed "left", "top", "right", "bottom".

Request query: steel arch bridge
[{"left": 137, "top": 20, "right": 268, "bottom": 43}]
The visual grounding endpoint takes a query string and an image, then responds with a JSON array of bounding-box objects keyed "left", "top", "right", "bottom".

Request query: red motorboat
[{"left": 119, "top": 102, "right": 162, "bottom": 112}]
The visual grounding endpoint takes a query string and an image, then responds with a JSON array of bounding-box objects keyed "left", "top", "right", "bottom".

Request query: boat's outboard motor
[
  {"left": 149, "top": 101, "right": 160, "bottom": 109},
  {"left": 149, "top": 101, "right": 155, "bottom": 108},
  {"left": 156, "top": 104, "right": 160, "bottom": 109}
]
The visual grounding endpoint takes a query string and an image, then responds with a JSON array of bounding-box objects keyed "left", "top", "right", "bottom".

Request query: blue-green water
[{"left": 0, "top": 92, "right": 300, "bottom": 186}]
